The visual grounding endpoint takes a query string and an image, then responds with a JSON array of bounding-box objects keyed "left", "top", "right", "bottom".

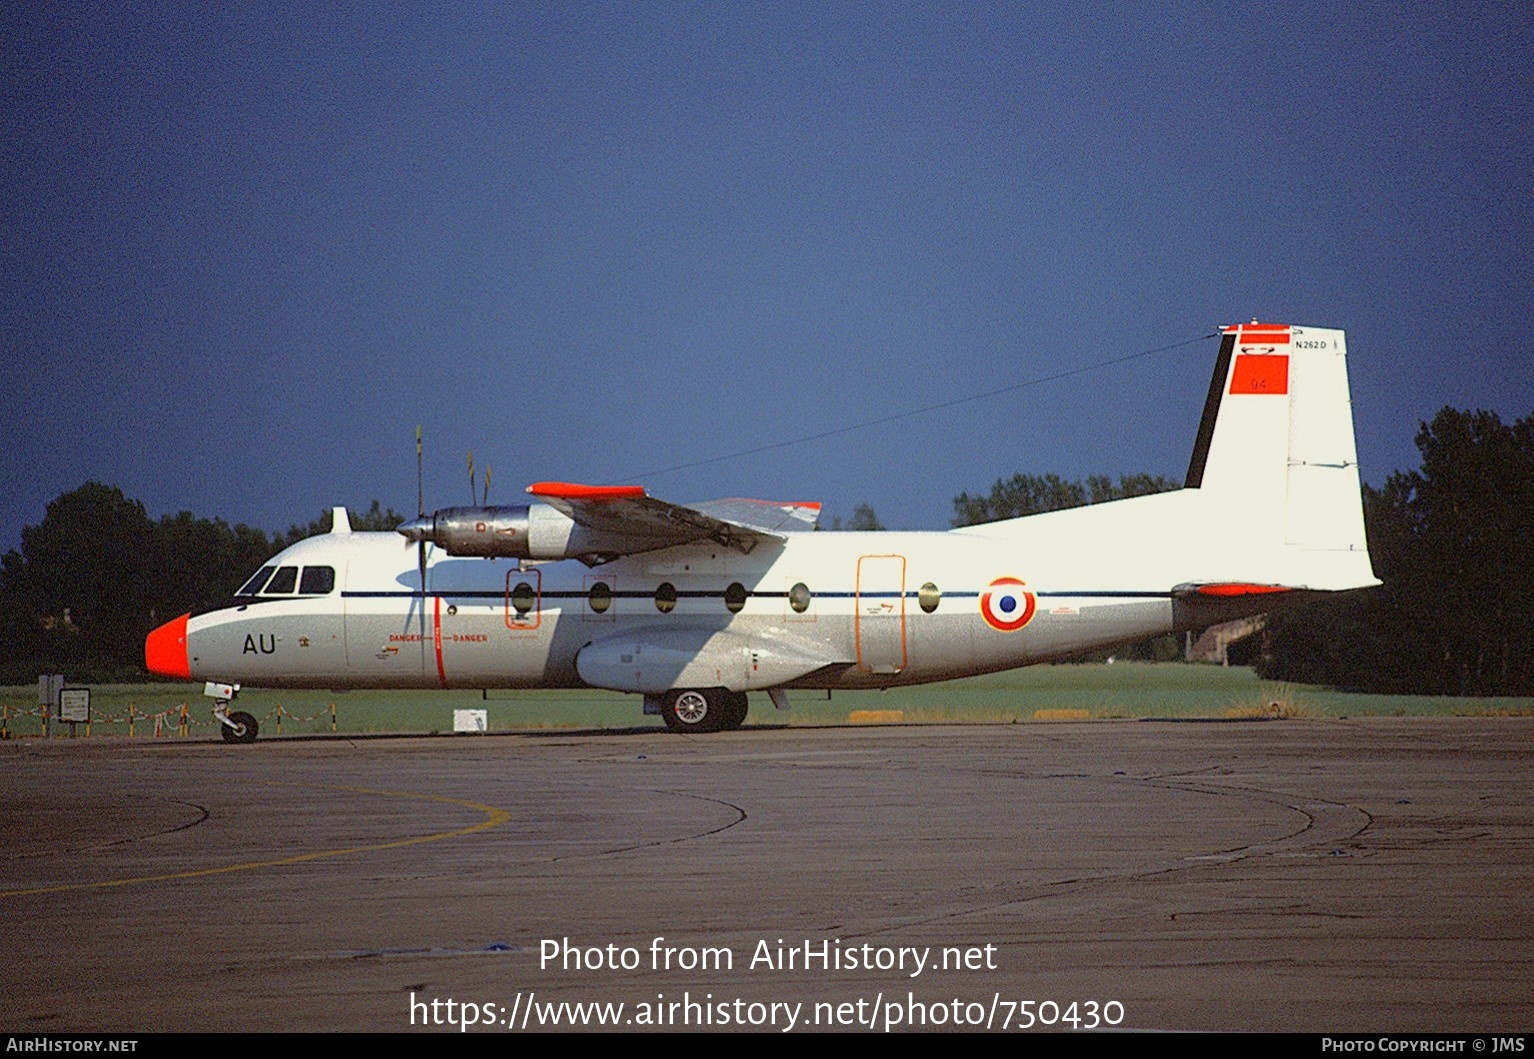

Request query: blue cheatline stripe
[
  {"left": 1038, "top": 591, "right": 1172, "bottom": 599},
  {"left": 341, "top": 588, "right": 1169, "bottom": 601}
]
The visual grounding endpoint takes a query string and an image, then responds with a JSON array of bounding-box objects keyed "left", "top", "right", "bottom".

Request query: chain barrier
[
  {"left": 1, "top": 700, "right": 341, "bottom": 738},
  {"left": 270, "top": 702, "right": 329, "bottom": 735}
]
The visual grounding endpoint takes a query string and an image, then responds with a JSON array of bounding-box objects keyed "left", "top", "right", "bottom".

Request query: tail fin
[
  {"left": 1185, "top": 322, "right": 1377, "bottom": 590},
  {"left": 956, "top": 321, "right": 1377, "bottom": 596}
]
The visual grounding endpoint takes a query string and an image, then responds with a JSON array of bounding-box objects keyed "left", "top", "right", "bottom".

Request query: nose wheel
[
  {"left": 214, "top": 703, "right": 259, "bottom": 743},
  {"left": 221, "top": 710, "right": 259, "bottom": 743}
]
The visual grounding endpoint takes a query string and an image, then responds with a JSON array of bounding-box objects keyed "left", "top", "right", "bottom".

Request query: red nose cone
[{"left": 145, "top": 614, "right": 191, "bottom": 679}]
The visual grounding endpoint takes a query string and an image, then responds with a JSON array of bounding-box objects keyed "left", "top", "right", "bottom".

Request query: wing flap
[{"left": 689, "top": 497, "right": 821, "bottom": 534}]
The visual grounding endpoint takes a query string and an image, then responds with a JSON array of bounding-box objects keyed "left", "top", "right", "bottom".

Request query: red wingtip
[
  {"left": 145, "top": 613, "right": 191, "bottom": 680},
  {"left": 527, "top": 481, "right": 647, "bottom": 500}
]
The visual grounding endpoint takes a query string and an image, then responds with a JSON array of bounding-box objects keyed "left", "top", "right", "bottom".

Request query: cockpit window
[
  {"left": 299, "top": 566, "right": 335, "bottom": 595},
  {"left": 237, "top": 566, "right": 275, "bottom": 595},
  {"left": 237, "top": 564, "right": 336, "bottom": 596},
  {"left": 263, "top": 566, "right": 299, "bottom": 594}
]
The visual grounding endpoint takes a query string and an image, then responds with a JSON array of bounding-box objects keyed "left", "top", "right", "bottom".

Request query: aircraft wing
[
  {"left": 687, "top": 496, "right": 821, "bottom": 534},
  {"left": 528, "top": 482, "right": 820, "bottom": 557}
]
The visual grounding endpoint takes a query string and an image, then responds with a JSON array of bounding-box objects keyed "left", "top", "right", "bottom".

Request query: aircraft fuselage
[
  {"left": 145, "top": 323, "right": 1379, "bottom": 736},
  {"left": 163, "top": 523, "right": 1236, "bottom": 695}
]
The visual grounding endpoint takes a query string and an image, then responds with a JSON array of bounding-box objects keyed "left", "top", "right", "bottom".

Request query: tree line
[
  {"left": 950, "top": 471, "right": 1186, "bottom": 662},
  {"left": 1255, "top": 408, "right": 1534, "bottom": 696},
  {"left": 3, "top": 406, "right": 1528, "bottom": 694},
  {"left": 0, "top": 486, "right": 404, "bottom": 683},
  {"left": 941, "top": 412, "right": 1534, "bottom": 694}
]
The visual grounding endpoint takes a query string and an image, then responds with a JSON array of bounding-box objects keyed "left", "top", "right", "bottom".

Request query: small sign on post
[{"left": 59, "top": 687, "right": 89, "bottom": 737}]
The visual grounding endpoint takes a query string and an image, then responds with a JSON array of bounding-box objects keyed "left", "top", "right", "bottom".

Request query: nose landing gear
[{"left": 205, "top": 682, "right": 258, "bottom": 743}]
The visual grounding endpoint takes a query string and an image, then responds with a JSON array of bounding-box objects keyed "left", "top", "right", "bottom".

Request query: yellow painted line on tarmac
[
  {"left": 0, "top": 785, "right": 513, "bottom": 898},
  {"left": 847, "top": 710, "right": 904, "bottom": 724}
]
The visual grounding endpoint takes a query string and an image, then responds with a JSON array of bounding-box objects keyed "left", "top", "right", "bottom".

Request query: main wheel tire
[
  {"left": 222, "top": 710, "right": 259, "bottom": 744},
  {"left": 721, "top": 692, "right": 749, "bottom": 730},
  {"left": 661, "top": 689, "right": 722, "bottom": 733}
]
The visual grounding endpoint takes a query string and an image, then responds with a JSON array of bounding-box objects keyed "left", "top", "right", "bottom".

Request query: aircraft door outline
[{"left": 855, "top": 554, "right": 907, "bottom": 674}]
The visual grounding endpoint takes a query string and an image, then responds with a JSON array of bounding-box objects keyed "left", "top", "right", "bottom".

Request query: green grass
[{"left": 4, "top": 663, "right": 1531, "bottom": 739}]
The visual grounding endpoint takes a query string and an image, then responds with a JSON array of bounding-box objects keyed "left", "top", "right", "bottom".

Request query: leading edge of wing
[{"left": 528, "top": 481, "right": 819, "bottom": 556}]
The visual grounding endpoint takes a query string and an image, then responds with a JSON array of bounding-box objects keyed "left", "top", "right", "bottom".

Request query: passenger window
[
  {"left": 263, "top": 566, "right": 298, "bottom": 594},
  {"left": 655, "top": 582, "right": 677, "bottom": 613},
  {"left": 724, "top": 582, "right": 748, "bottom": 614},
  {"left": 511, "top": 581, "right": 536, "bottom": 615},
  {"left": 299, "top": 567, "right": 335, "bottom": 595},
  {"left": 589, "top": 581, "right": 612, "bottom": 614},
  {"left": 919, "top": 582, "right": 941, "bottom": 614},
  {"left": 789, "top": 582, "right": 812, "bottom": 613},
  {"left": 237, "top": 566, "right": 275, "bottom": 595}
]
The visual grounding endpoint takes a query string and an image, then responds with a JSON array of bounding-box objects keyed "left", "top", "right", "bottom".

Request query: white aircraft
[{"left": 145, "top": 322, "right": 1378, "bottom": 741}]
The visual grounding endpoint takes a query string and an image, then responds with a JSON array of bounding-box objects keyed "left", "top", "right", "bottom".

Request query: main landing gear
[{"left": 660, "top": 688, "right": 749, "bottom": 733}]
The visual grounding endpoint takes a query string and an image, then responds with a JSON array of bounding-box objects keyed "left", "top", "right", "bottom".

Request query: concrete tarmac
[{"left": 2, "top": 718, "right": 1530, "bottom": 1033}]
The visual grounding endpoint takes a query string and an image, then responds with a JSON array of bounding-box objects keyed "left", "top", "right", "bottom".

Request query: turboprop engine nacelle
[{"left": 397, "top": 505, "right": 584, "bottom": 559}]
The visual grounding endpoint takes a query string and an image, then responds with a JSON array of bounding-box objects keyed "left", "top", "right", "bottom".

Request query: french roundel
[{"left": 980, "top": 576, "right": 1036, "bottom": 632}]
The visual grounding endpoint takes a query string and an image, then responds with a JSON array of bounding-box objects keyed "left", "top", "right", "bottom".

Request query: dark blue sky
[{"left": 5, "top": 2, "right": 1531, "bottom": 550}]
